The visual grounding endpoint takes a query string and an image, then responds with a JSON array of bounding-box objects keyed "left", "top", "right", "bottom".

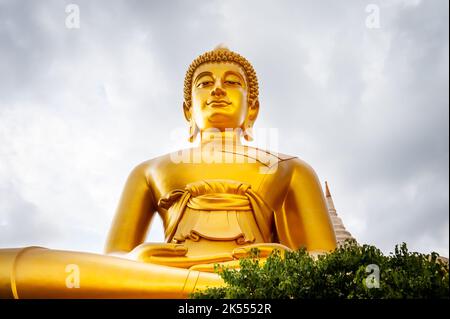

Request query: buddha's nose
[{"left": 211, "top": 86, "right": 226, "bottom": 97}]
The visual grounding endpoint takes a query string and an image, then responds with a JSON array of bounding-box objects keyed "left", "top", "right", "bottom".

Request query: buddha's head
[{"left": 183, "top": 45, "right": 259, "bottom": 142}]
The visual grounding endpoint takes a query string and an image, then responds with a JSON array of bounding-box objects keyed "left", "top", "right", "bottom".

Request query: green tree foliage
[{"left": 191, "top": 241, "right": 449, "bottom": 299}]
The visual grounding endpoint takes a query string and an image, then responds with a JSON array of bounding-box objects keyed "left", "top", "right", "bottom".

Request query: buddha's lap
[{"left": 140, "top": 239, "right": 290, "bottom": 271}]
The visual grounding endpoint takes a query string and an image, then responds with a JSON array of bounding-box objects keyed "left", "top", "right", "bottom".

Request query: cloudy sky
[{"left": 0, "top": 0, "right": 448, "bottom": 257}]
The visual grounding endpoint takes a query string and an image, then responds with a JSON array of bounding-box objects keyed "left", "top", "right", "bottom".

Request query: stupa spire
[
  {"left": 325, "top": 181, "right": 356, "bottom": 246},
  {"left": 325, "top": 181, "right": 336, "bottom": 213}
]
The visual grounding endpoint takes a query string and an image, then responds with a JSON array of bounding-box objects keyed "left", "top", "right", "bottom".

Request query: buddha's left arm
[{"left": 274, "top": 159, "right": 337, "bottom": 253}]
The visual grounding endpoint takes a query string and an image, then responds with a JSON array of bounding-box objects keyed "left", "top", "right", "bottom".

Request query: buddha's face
[{"left": 190, "top": 62, "right": 249, "bottom": 131}]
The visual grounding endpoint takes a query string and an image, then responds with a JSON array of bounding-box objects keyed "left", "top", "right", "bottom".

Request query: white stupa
[{"left": 325, "top": 181, "right": 356, "bottom": 246}]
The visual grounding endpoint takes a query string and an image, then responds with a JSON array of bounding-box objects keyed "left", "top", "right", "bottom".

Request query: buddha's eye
[
  {"left": 224, "top": 80, "right": 241, "bottom": 86},
  {"left": 197, "top": 81, "right": 214, "bottom": 88}
]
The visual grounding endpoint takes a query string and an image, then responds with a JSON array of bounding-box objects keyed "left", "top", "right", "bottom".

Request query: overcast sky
[{"left": 0, "top": 0, "right": 448, "bottom": 257}]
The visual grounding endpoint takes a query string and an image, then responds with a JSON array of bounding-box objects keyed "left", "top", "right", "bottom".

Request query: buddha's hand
[{"left": 127, "top": 243, "right": 188, "bottom": 263}]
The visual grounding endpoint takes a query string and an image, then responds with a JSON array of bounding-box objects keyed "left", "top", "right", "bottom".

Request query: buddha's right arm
[{"left": 104, "top": 162, "right": 157, "bottom": 255}]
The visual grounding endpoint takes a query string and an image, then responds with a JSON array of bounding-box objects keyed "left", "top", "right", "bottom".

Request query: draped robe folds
[{"left": 159, "top": 179, "right": 274, "bottom": 244}]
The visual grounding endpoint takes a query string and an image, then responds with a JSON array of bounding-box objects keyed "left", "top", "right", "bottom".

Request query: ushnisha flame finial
[{"left": 213, "top": 43, "right": 230, "bottom": 51}]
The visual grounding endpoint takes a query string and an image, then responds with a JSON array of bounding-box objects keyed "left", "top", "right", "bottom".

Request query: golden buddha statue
[{"left": 0, "top": 46, "right": 336, "bottom": 299}]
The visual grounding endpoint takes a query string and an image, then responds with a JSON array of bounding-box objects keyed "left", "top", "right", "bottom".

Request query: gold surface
[{"left": 0, "top": 46, "right": 336, "bottom": 299}]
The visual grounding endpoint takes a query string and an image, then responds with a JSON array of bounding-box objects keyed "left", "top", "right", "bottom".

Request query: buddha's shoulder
[
  {"left": 251, "top": 148, "right": 316, "bottom": 170},
  {"left": 128, "top": 153, "right": 174, "bottom": 174},
  {"left": 128, "top": 151, "right": 193, "bottom": 176},
  {"left": 254, "top": 148, "right": 297, "bottom": 162},
  {"left": 251, "top": 149, "right": 319, "bottom": 179},
  {"left": 278, "top": 156, "right": 321, "bottom": 182}
]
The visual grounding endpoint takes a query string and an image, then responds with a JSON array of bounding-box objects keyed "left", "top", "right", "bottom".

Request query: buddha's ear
[
  {"left": 183, "top": 101, "right": 191, "bottom": 121},
  {"left": 243, "top": 99, "right": 259, "bottom": 142},
  {"left": 248, "top": 99, "right": 259, "bottom": 123}
]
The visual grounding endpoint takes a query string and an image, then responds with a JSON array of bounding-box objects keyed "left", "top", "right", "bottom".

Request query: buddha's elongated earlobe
[
  {"left": 184, "top": 101, "right": 199, "bottom": 143},
  {"left": 188, "top": 118, "right": 199, "bottom": 143},
  {"left": 242, "top": 121, "right": 254, "bottom": 142},
  {"left": 243, "top": 99, "right": 259, "bottom": 142}
]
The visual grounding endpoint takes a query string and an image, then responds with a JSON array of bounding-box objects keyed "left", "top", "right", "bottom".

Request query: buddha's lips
[{"left": 206, "top": 100, "right": 231, "bottom": 106}]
